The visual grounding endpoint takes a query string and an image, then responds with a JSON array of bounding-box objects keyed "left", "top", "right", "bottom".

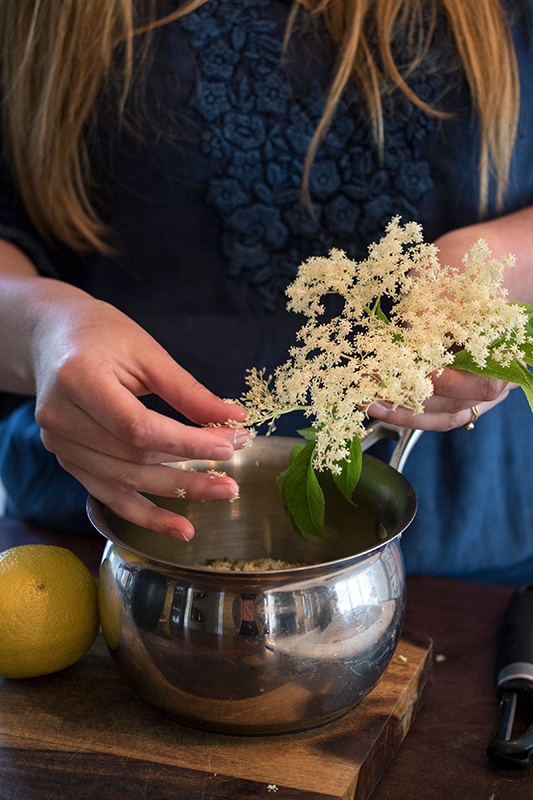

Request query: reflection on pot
[{"left": 99, "top": 535, "right": 405, "bottom": 732}]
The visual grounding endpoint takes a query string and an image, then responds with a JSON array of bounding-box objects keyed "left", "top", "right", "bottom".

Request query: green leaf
[
  {"left": 372, "top": 298, "right": 390, "bottom": 323},
  {"left": 452, "top": 349, "right": 533, "bottom": 413},
  {"left": 331, "top": 436, "right": 363, "bottom": 505},
  {"left": 289, "top": 442, "right": 306, "bottom": 462},
  {"left": 296, "top": 427, "right": 317, "bottom": 441},
  {"left": 510, "top": 303, "right": 533, "bottom": 365},
  {"left": 277, "top": 441, "right": 325, "bottom": 538}
]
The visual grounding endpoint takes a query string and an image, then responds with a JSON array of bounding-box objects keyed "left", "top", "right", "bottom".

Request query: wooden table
[{"left": 0, "top": 516, "right": 531, "bottom": 799}]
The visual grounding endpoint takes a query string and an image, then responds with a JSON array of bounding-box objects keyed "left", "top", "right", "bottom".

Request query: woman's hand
[
  {"left": 367, "top": 211, "right": 533, "bottom": 432},
  {"left": 30, "top": 294, "right": 249, "bottom": 540},
  {"left": 368, "top": 367, "right": 514, "bottom": 431},
  {"left": 0, "top": 245, "right": 248, "bottom": 540}
]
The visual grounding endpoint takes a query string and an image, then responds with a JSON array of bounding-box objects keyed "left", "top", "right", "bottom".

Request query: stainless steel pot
[{"left": 88, "top": 424, "right": 420, "bottom": 735}]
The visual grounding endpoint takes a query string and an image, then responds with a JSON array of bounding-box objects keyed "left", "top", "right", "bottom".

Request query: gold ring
[{"left": 463, "top": 405, "right": 479, "bottom": 431}]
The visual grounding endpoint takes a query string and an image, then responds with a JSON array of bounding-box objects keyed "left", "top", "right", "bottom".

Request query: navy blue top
[{"left": 1, "top": 0, "right": 533, "bottom": 583}]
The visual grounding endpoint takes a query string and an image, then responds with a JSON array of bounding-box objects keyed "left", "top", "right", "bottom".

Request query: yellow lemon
[{"left": 0, "top": 545, "right": 100, "bottom": 679}]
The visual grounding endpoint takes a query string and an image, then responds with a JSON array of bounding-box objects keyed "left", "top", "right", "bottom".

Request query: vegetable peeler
[{"left": 487, "top": 584, "right": 533, "bottom": 768}]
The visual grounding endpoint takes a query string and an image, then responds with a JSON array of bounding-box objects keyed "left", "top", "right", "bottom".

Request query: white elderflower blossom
[{"left": 241, "top": 217, "right": 530, "bottom": 474}]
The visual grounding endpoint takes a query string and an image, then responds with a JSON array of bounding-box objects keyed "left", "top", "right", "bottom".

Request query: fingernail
[
  {"left": 211, "top": 444, "right": 233, "bottom": 460},
  {"left": 233, "top": 429, "right": 251, "bottom": 446},
  {"left": 166, "top": 521, "right": 194, "bottom": 541},
  {"left": 225, "top": 403, "right": 246, "bottom": 421},
  {"left": 208, "top": 479, "right": 239, "bottom": 499},
  {"left": 168, "top": 529, "right": 193, "bottom": 542},
  {"left": 368, "top": 402, "right": 389, "bottom": 418}
]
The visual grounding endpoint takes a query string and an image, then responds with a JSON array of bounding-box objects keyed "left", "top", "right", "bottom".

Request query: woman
[{"left": 0, "top": 0, "right": 532, "bottom": 581}]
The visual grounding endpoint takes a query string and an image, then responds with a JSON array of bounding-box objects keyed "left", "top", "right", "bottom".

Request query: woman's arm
[
  {"left": 433, "top": 205, "right": 533, "bottom": 304},
  {"left": 0, "top": 240, "right": 247, "bottom": 539}
]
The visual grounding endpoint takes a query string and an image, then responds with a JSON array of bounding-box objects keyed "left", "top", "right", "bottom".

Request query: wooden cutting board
[{"left": 0, "top": 632, "right": 431, "bottom": 800}]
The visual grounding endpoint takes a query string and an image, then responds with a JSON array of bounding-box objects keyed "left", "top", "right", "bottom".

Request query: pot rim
[
  {"left": 87, "top": 445, "right": 417, "bottom": 578},
  {"left": 88, "top": 490, "right": 411, "bottom": 577}
]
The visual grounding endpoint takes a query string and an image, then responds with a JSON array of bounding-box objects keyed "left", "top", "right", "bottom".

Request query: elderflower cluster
[{"left": 241, "top": 217, "right": 528, "bottom": 471}]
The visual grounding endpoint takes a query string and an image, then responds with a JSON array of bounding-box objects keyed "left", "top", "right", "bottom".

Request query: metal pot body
[{"left": 90, "top": 436, "right": 416, "bottom": 734}]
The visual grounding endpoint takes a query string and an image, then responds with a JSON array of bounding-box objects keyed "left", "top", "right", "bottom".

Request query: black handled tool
[{"left": 487, "top": 585, "right": 533, "bottom": 768}]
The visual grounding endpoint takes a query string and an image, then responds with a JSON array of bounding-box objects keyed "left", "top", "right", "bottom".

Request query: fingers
[
  {"left": 367, "top": 368, "right": 514, "bottom": 432},
  {"left": 37, "top": 374, "right": 249, "bottom": 465},
  {"left": 37, "top": 369, "right": 249, "bottom": 540},
  {"left": 55, "top": 435, "right": 239, "bottom": 496},
  {"left": 428, "top": 367, "right": 515, "bottom": 402},
  {"left": 63, "top": 462, "right": 197, "bottom": 540},
  {"left": 114, "top": 342, "right": 247, "bottom": 428},
  {"left": 368, "top": 393, "right": 510, "bottom": 432},
  {"left": 58, "top": 450, "right": 240, "bottom": 540},
  {"left": 39, "top": 398, "right": 247, "bottom": 539},
  {"left": 153, "top": 367, "right": 247, "bottom": 428}
]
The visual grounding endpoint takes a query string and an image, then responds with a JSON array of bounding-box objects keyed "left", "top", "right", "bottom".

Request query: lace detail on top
[{"left": 179, "top": 0, "right": 447, "bottom": 310}]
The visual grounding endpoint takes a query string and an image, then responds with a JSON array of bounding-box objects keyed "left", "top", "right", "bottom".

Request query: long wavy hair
[{"left": 0, "top": 0, "right": 520, "bottom": 253}]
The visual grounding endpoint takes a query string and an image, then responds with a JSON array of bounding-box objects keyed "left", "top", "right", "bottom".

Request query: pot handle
[{"left": 361, "top": 422, "right": 422, "bottom": 474}]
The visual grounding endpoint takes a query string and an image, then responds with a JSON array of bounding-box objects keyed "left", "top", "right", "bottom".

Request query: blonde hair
[{"left": 0, "top": 0, "right": 519, "bottom": 253}]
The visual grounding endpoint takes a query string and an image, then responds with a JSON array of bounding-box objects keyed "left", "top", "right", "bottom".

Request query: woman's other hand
[{"left": 366, "top": 210, "right": 533, "bottom": 432}]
